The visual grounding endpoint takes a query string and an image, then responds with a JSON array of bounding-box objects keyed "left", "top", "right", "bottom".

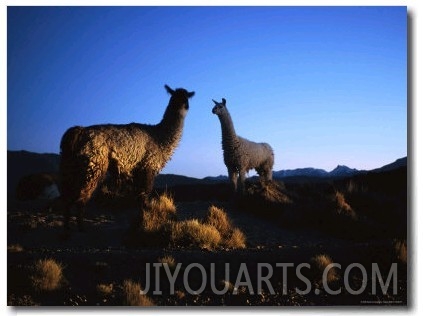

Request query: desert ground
[{"left": 7, "top": 167, "right": 407, "bottom": 306}]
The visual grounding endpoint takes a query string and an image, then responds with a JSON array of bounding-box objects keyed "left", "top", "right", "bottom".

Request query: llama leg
[
  {"left": 59, "top": 181, "right": 76, "bottom": 230},
  {"left": 238, "top": 170, "right": 246, "bottom": 194},
  {"left": 256, "top": 167, "right": 265, "bottom": 186},
  {"left": 75, "top": 166, "right": 107, "bottom": 231},
  {"left": 228, "top": 168, "right": 238, "bottom": 193},
  {"left": 266, "top": 167, "right": 273, "bottom": 181},
  {"left": 134, "top": 168, "right": 156, "bottom": 211},
  {"left": 63, "top": 159, "right": 107, "bottom": 231}
]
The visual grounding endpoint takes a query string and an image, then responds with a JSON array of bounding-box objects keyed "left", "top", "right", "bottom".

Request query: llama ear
[
  {"left": 187, "top": 91, "right": 195, "bottom": 98},
  {"left": 212, "top": 99, "right": 219, "bottom": 105},
  {"left": 164, "top": 85, "right": 174, "bottom": 95},
  {"left": 222, "top": 98, "right": 226, "bottom": 105}
]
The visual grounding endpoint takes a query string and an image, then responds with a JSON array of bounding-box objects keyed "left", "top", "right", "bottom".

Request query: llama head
[
  {"left": 165, "top": 85, "right": 195, "bottom": 116},
  {"left": 212, "top": 98, "right": 227, "bottom": 116}
]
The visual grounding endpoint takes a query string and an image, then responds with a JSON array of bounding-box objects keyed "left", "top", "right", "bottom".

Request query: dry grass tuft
[
  {"left": 122, "top": 279, "right": 155, "bottom": 306},
  {"left": 8, "top": 244, "right": 24, "bottom": 253},
  {"left": 97, "top": 283, "right": 113, "bottom": 296},
  {"left": 219, "top": 279, "right": 235, "bottom": 293},
  {"left": 224, "top": 228, "right": 247, "bottom": 249},
  {"left": 333, "top": 191, "right": 357, "bottom": 220},
  {"left": 129, "top": 194, "right": 246, "bottom": 250},
  {"left": 142, "top": 192, "right": 176, "bottom": 233},
  {"left": 150, "top": 192, "right": 177, "bottom": 214},
  {"left": 393, "top": 239, "right": 407, "bottom": 264},
  {"left": 204, "top": 206, "right": 247, "bottom": 249},
  {"left": 310, "top": 254, "right": 339, "bottom": 284},
  {"left": 204, "top": 205, "right": 233, "bottom": 236},
  {"left": 261, "top": 181, "right": 293, "bottom": 204},
  {"left": 158, "top": 255, "right": 177, "bottom": 269},
  {"left": 174, "top": 290, "right": 186, "bottom": 300},
  {"left": 31, "top": 258, "right": 64, "bottom": 291},
  {"left": 172, "top": 219, "right": 222, "bottom": 250}
]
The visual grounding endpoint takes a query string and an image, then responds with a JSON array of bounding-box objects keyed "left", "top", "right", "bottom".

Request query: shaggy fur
[
  {"left": 212, "top": 98, "right": 274, "bottom": 193},
  {"left": 59, "top": 85, "right": 195, "bottom": 230}
]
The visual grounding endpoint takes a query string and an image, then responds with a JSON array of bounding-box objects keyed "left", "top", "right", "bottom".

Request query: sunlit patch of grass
[
  {"left": 333, "top": 191, "right": 357, "bottom": 221},
  {"left": 8, "top": 244, "right": 24, "bottom": 253},
  {"left": 122, "top": 280, "right": 155, "bottom": 306},
  {"left": 219, "top": 279, "right": 235, "bottom": 293},
  {"left": 127, "top": 194, "right": 247, "bottom": 250},
  {"left": 393, "top": 239, "right": 407, "bottom": 265},
  {"left": 260, "top": 181, "right": 293, "bottom": 204},
  {"left": 204, "top": 205, "right": 247, "bottom": 249},
  {"left": 204, "top": 205, "right": 232, "bottom": 236},
  {"left": 171, "top": 219, "right": 221, "bottom": 250},
  {"left": 310, "top": 254, "right": 339, "bottom": 284},
  {"left": 142, "top": 192, "right": 176, "bottom": 233},
  {"left": 158, "top": 255, "right": 176, "bottom": 270},
  {"left": 224, "top": 228, "right": 247, "bottom": 249},
  {"left": 31, "top": 258, "right": 64, "bottom": 291},
  {"left": 96, "top": 283, "right": 113, "bottom": 296}
]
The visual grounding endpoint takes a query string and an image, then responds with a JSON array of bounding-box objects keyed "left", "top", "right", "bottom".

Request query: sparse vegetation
[
  {"left": 8, "top": 244, "right": 24, "bottom": 253},
  {"left": 31, "top": 258, "right": 64, "bottom": 291},
  {"left": 333, "top": 191, "right": 357, "bottom": 220},
  {"left": 97, "top": 283, "right": 114, "bottom": 296},
  {"left": 310, "top": 254, "right": 339, "bottom": 284},
  {"left": 224, "top": 228, "right": 247, "bottom": 249},
  {"left": 8, "top": 163, "right": 407, "bottom": 306},
  {"left": 204, "top": 205, "right": 233, "bottom": 236},
  {"left": 393, "top": 239, "right": 407, "bottom": 265},
  {"left": 122, "top": 280, "right": 155, "bottom": 306},
  {"left": 128, "top": 195, "right": 246, "bottom": 250},
  {"left": 204, "top": 205, "right": 247, "bottom": 249},
  {"left": 142, "top": 192, "right": 176, "bottom": 233},
  {"left": 158, "top": 255, "right": 177, "bottom": 270},
  {"left": 171, "top": 219, "right": 222, "bottom": 250}
]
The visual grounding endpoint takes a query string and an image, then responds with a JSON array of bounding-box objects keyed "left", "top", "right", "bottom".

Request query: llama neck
[
  {"left": 218, "top": 112, "right": 238, "bottom": 149},
  {"left": 156, "top": 105, "right": 185, "bottom": 149}
]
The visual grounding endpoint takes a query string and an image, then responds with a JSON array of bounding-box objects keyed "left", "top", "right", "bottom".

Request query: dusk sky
[{"left": 7, "top": 6, "right": 407, "bottom": 178}]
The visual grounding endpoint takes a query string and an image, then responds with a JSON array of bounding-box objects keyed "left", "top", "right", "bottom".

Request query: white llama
[{"left": 212, "top": 98, "right": 274, "bottom": 194}]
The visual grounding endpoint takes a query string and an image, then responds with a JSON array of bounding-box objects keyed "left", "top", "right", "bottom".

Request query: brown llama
[{"left": 59, "top": 85, "right": 195, "bottom": 230}]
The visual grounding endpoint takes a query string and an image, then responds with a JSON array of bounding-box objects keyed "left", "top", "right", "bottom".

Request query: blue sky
[{"left": 7, "top": 6, "right": 407, "bottom": 178}]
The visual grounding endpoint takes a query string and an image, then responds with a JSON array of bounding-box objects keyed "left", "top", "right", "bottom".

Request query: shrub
[
  {"left": 7, "top": 244, "right": 24, "bottom": 253},
  {"left": 142, "top": 193, "right": 176, "bottom": 232},
  {"left": 204, "top": 205, "right": 233, "bottom": 237},
  {"left": 172, "top": 219, "right": 222, "bottom": 250},
  {"left": 238, "top": 180, "right": 292, "bottom": 220},
  {"left": 122, "top": 279, "right": 155, "bottom": 306},
  {"left": 31, "top": 258, "right": 63, "bottom": 291},
  {"left": 158, "top": 255, "right": 177, "bottom": 270},
  {"left": 310, "top": 254, "right": 339, "bottom": 284},
  {"left": 150, "top": 192, "right": 177, "bottom": 215},
  {"left": 224, "top": 228, "right": 247, "bottom": 249},
  {"left": 128, "top": 194, "right": 246, "bottom": 250},
  {"left": 393, "top": 239, "right": 407, "bottom": 265},
  {"left": 333, "top": 191, "right": 357, "bottom": 221},
  {"left": 97, "top": 283, "right": 113, "bottom": 296}
]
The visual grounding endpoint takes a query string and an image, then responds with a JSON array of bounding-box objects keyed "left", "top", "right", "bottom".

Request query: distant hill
[
  {"left": 272, "top": 164, "right": 363, "bottom": 179},
  {"left": 371, "top": 157, "right": 407, "bottom": 173},
  {"left": 6, "top": 150, "right": 407, "bottom": 194},
  {"left": 154, "top": 174, "right": 204, "bottom": 188}
]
